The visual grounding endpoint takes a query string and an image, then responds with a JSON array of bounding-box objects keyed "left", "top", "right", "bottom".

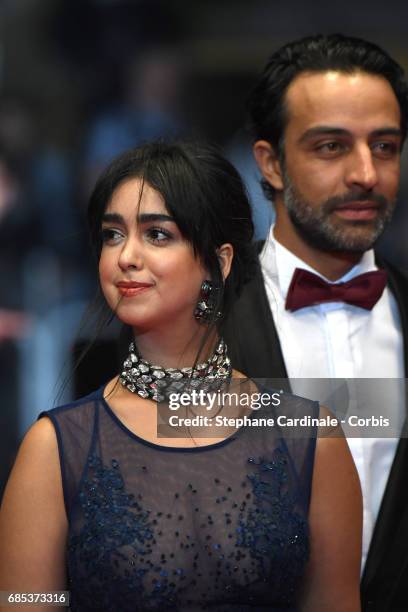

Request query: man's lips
[
  {"left": 117, "top": 281, "right": 153, "bottom": 296},
  {"left": 333, "top": 201, "right": 381, "bottom": 220}
]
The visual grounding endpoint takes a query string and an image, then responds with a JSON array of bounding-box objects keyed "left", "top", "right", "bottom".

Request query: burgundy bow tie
[{"left": 285, "top": 268, "right": 388, "bottom": 312}]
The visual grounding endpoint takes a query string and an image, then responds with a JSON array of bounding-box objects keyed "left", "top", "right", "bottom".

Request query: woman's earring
[{"left": 194, "top": 280, "right": 222, "bottom": 323}]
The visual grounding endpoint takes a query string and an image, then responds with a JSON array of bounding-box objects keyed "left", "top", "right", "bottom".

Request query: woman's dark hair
[
  {"left": 87, "top": 140, "right": 256, "bottom": 331},
  {"left": 247, "top": 33, "right": 408, "bottom": 200}
]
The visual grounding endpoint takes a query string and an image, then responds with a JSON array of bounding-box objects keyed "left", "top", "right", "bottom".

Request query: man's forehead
[{"left": 283, "top": 70, "right": 401, "bottom": 131}]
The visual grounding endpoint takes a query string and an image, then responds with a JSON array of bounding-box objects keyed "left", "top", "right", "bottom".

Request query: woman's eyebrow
[
  {"left": 101, "top": 212, "right": 175, "bottom": 225},
  {"left": 102, "top": 212, "right": 125, "bottom": 224},
  {"left": 137, "top": 213, "right": 175, "bottom": 224}
]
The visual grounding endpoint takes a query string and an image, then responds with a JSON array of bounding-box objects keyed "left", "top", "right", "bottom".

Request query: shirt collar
[{"left": 261, "top": 224, "right": 377, "bottom": 300}]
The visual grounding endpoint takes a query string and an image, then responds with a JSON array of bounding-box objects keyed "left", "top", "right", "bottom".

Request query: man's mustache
[{"left": 323, "top": 191, "right": 389, "bottom": 212}]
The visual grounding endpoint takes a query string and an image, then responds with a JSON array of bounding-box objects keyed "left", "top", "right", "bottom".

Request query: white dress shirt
[{"left": 260, "top": 226, "right": 405, "bottom": 568}]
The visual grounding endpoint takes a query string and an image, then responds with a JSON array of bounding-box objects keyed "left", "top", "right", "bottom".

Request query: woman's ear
[
  {"left": 253, "top": 140, "right": 284, "bottom": 192},
  {"left": 216, "top": 243, "right": 234, "bottom": 281}
]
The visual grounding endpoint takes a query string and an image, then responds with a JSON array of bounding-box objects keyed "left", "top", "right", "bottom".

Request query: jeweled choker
[{"left": 119, "top": 338, "right": 232, "bottom": 402}]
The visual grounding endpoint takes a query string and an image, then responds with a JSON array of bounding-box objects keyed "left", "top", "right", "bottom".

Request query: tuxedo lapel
[
  {"left": 224, "top": 257, "right": 290, "bottom": 387},
  {"left": 383, "top": 259, "right": 408, "bottom": 376},
  {"left": 361, "top": 433, "right": 408, "bottom": 599},
  {"left": 361, "top": 258, "right": 408, "bottom": 604}
]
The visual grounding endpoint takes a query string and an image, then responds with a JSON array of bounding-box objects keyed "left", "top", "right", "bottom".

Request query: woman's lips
[{"left": 117, "top": 282, "right": 153, "bottom": 297}]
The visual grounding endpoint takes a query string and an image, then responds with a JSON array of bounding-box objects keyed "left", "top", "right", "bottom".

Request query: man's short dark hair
[{"left": 247, "top": 33, "right": 408, "bottom": 200}]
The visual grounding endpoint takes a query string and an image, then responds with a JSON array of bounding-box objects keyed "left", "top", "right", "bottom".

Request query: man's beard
[{"left": 282, "top": 169, "right": 396, "bottom": 253}]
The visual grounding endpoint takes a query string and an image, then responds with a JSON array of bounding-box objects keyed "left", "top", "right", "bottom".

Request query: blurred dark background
[{"left": 1, "top": 0, "right": 408, "bottom": 499}]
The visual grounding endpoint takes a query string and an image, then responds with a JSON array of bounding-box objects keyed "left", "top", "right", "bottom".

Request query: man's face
[{"left": 278, "top": 71, "right": 402, "bottom": 252}]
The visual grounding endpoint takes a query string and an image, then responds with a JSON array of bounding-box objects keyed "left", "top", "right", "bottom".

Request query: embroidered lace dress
[{"left": 40, "top": 387, "right": 318, "bottom": 611}]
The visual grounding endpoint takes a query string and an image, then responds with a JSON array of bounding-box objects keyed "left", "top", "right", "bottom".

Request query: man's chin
[{"left": 296, "top": 221, "right": 380, "bottom": 253}]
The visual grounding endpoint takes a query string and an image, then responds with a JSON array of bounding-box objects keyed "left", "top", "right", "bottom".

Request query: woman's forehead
[{"left": 107, "top": 177, "right": 168, "bottom": 217}]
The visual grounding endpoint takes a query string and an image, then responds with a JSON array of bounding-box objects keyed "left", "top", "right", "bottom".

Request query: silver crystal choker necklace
[{"left": 119, "top": 338, "right": 232, "bottom": 402}]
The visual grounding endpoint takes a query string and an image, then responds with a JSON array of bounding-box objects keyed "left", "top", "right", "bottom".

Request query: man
[{"left": 224, "top": 34, "right": 408, "bottom": 611}]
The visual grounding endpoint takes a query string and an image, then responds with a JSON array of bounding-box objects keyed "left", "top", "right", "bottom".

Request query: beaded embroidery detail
[{"left": 67, "top": 448, "right": 309, "bottom": 611}]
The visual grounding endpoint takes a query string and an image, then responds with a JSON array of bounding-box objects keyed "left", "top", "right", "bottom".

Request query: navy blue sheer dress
[{"left": 40, "top": 387, "right": 318, "bottom": 611}]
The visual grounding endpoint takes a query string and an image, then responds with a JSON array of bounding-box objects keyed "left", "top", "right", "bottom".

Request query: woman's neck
[{"left": 132, "top": 324, "right": 218, "bottom": 369}]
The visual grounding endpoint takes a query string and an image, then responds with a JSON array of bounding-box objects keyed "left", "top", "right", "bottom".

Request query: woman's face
[{"left": 99, "top": 178, "right": 210, "bottom": 333}]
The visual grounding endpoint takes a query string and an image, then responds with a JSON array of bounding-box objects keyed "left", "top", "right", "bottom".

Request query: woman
[{"left": 0, "top": 141, "right": 361, "bottom": 611}]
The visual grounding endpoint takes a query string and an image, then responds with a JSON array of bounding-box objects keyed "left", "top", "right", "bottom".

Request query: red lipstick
[{"left": 117, "top": 281, "right": 153, "bottom": 297}]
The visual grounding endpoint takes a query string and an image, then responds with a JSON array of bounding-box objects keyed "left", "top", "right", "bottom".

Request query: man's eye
[
  {"left": 316, "top": 142, "right": 344, "bottom": 155},
  {"left": 146, "top": 227, "right": 172, "bottom": 244},
  {"left": 101, "top": 228, "right": 124, "bottom": 244},
  {"left": 372, "top": 142, "right": 398, "bottom": 158}
]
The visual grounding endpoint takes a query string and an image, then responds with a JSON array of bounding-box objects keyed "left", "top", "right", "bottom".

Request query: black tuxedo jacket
[{"left": 223, "top": 254, "right": 408, "bottom": 612}]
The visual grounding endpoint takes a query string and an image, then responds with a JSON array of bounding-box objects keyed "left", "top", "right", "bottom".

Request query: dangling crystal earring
[{"left": 194, "top": 280, "right": 222, "bottom": 323}]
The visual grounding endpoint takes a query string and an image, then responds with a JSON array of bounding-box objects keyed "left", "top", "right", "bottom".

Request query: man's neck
[{"left": 273, "top": 215, "right": 363, "bottom": 282}]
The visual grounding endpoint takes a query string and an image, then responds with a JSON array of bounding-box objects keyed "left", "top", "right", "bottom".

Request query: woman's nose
[{"left": 118, "top": 237, "right": 143, "bottom": 271}]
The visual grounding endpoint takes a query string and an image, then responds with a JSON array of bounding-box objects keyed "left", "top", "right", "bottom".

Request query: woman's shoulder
[
  {"left": 21, "top": 415, "right": 60, "bottom": 456},
  {"left": 35, "top": 386, "right": 107, "bottom": 452},
  {"left": 29, "top": 387, "right": 109, "bottom": 504},
  {"left": 6, "top": 416, "right": 66, "bottom": 510}
]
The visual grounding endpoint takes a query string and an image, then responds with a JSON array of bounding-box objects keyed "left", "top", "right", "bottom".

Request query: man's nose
[{"left": 345, "top": 145, "right": 378, "bottom": 191}]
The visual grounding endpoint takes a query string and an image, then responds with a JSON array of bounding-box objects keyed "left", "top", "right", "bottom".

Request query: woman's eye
[
  {"left": 146, "top": 227, "right": 172, "bottom": 244},
  {"left": 101, "top": 228, "right": 124, "bottom": 245}
]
